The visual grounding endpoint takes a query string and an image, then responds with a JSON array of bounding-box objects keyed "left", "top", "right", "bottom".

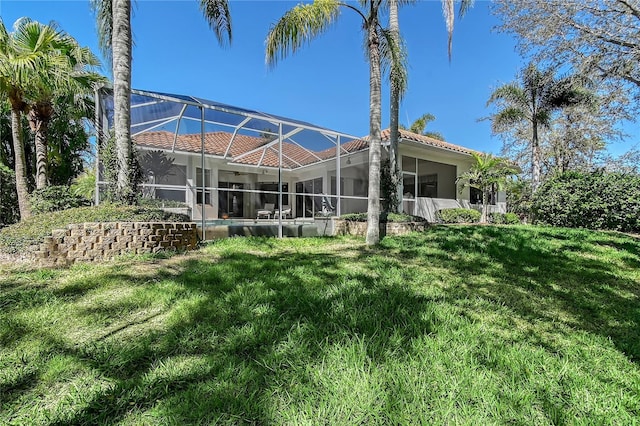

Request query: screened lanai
[{"left": 95, "top": 87, "right": 371, "bottom": 238}]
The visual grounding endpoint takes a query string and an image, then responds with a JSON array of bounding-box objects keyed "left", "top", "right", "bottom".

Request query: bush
[
  {"left": 29, "top": 186, "right": 90, "bottom": 214},
  {"left": 489, "top": 212, "right": 520, "bottom": 225},
  {"left": 438, "top": 208, "right": 481, "bottom": 224},
  {"left": 0, "top": 204, "right": 190, "bottom": 254},
  {"left": 340, "top": 212, "right": 426, "bottom": 223},
  {"left": 533, "top": 171, "right": 640, "bottom": 232},
  {"left": 0, "top": 165, "right": 18, "bottom": 227}
]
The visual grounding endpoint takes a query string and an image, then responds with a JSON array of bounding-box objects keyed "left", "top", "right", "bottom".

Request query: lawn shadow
[
  {"left": 37, "top": 244, "right": 436, "bottom": 424},
  {"left": 388, "top": 226, "right": 640, "bottom": 363}
]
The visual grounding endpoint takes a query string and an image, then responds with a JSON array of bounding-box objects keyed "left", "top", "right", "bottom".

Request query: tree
[
  {"left": 0, "top": 18, "right": 33, "bottom": 218},
  {"left": 92, "top": 0, "right": 232, "bottom": 203},
  {"left": 400, "top": 113, "right": 445, "bottom": 140},
  {"left": 457, "top": 152, "right": 518, "bottom": 223},
  {"left": 492, "top": 0, "right": 640, "bottom": 116},
  {"left": 14, "top": 19, "right": 102, "bottom": 189},
  {"left": 487, "top": 64, "right": 591, "bottom": 191},
  {"left": 266, "top": 0, "right": 403, "bottom": 245},
  {"left": 387, "top": 0, "right": 472, "bottom": 213},
  {"left": 47, "top": 93, "right": 96, "bottom": 186}
]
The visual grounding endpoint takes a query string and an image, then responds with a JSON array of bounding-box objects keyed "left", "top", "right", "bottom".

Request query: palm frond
[
  {"left": 442, "top": 0, "right": 454, "bottom": 59},
  {"left": 265, "top": 0, "right": 341, "bottom": 67},
  {"left": 379, "top": 27, "right": 408, "bottom": 100},
  {"left": 409, "top": 113, "right": 435, "bottom": 134},
  {"left": 491, "top": 107, "right": 527, "bottom": 132},
  {"left": 199, "top": 0, "right": 232, "bottom": 46},
  {"left": 90, "top": 0, "right": 113, "bottom": 61}
]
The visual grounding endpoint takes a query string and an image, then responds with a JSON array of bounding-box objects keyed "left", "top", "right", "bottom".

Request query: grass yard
[{"left": 1, "top": 225, "right": 639, "bottom": 424}]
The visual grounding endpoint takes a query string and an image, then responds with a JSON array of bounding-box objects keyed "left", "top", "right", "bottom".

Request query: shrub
[
  {"left": 489, "top": 212, "right": 520, "bottom": 225},
  {"left": 0, "top": 204, "right": 190, "bottom": 254},
  {"left": 0, "top": 164, "right": 18, "bottom": 227},
  {"left": 340, "top": 212, "right": 425, "bottom": 223},
  {"left": 29, "top": 186, "right": 90, "bottom": 214},
  {"left": 532, "top": 171, "right": 640, "bottom": 232},
  {"left": 438, "top": 208, "right": 481, "bottom": 224}
]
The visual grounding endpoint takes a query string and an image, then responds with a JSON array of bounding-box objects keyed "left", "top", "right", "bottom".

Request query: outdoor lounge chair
[
  {"left": 257, "top": 203, "right": 275, "bottom": 219},
  {"left": 278, "top": 205, "right": 292, "bottom": 219}
]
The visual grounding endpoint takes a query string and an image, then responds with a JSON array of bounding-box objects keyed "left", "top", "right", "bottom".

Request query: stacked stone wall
[{"left": 34, "top": 222, "right": 198, "bottom": 266}]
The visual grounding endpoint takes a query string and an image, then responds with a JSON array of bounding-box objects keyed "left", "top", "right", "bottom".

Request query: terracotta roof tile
[
  {"left": 133, "top": 131, "right": 268, "bottom": 157},
  {"left": 380, "top": 128, "right": 475, "bottom": 155}
]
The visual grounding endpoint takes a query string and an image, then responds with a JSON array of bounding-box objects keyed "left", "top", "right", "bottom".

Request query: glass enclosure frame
[{"left": 94, "top": 87, "right": 369, "bottom": 238}]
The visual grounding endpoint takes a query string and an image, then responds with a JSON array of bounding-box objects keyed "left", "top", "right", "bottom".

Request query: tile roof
[
  {"left": 380, "top": 128, "right": 475, "bottom": 155},
  {"left": 133, "top": 131, "right": 269, "bottom": 157},
  {"left": 132, "top": 128, "right": 473, "bottom": 169},
  {"left": 133, "top": 130, "right": 369, "bottom": 169}
]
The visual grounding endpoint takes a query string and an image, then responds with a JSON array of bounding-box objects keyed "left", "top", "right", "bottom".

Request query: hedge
[{"left": 532, "top": 171, "right": 640, "bottom": 232}]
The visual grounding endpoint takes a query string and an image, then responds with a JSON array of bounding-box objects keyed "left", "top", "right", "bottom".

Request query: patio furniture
[
  {"left": 257, "top": 203, "right": 275, "bottom": 219},
  {"left": 278, "top": 205, "right": 292, "bottom": 219}
]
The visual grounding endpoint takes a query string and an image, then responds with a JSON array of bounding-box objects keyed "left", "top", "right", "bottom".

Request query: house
[{"left": 95, "top": 88, "right": 504, "bottom": 231}]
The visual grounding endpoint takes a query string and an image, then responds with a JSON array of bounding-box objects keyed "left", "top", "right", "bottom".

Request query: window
[
  {"left": 296, "top": 177, "right": 323, "bottom": 218},
  {"left": 218, "top": 181, "right": 244, "bottom": 217},
  {"left": 402, "top": 156, "right": 416, "bottom": 173},
  {"left": 258, "top": 182, "right": 289, "bottom": 207},
  {"left": 196, "top": 168, "right": 211, "bottom": 204},
  {"left": 402, "top": 173, "right": 415, "bottom": 198},
  {"left": 418, "top": 173, "right": 438, "bottom": 198}
]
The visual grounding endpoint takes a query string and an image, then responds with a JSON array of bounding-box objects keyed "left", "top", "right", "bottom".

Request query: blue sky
[{"left": 1, "top": 0, "right": 637, "bottom": 155}]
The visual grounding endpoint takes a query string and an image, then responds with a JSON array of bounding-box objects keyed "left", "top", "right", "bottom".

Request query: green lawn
[{"left": 1, "top": 225, "right": 639, "bottom": 424}]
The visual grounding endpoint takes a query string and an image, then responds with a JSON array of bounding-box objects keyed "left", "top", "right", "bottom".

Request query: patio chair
[
  {"left": 278, "top": 205, "right": 292, "bottom": 219},
  {"left": 257, "top": 203, "right": 275, "bottom": 219}
]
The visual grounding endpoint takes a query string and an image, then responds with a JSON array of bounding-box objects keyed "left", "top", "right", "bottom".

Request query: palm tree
[
  {"left": 387, "top": 0, "right": 473, "bottom": 213},
  {"left": 487, "top": 63, "right": 588, "bottom": 191},
  {"left": 0, "top": 18, "right": 33, "bottom": 218},
  {"left": 17, "top": 19, "right": 103, "bottom": 189},
  {"left": 92, "top": 0, "right": 232, "bottom": 203},
  {"left": 267, "top": 0, "right": 404, "bottom": 245},
  {"left": 400, "top": 113, "right": 445, "bottom": 140},
  {"left": 457, "top": 152, "right": 517, "bottom": 223}
]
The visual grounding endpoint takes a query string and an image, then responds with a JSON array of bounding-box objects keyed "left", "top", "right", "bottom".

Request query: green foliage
[
  {"left": 0, "top": 164, "right": 19, "bottom": 227},
  {"left": 340, "top": 212, "right": 425, "bottom": 223},
  {"left": 533, "top": 171, "right": 640, "bottom": 232},
  {"left": 488, "top": 212, "right": 520, "bottom": 224},
  {"left": 380, "top": 159, "right": 399, "bottom": 213},
  {"left": 505, "top": 178, "right": 533, "bottom": 221},
  {"left": 2, "top": 227, "right": 639, "bottom": 424},
  {"left": 438, "top": 208, "right": 481, "bottom": 223},
  {"left": 29, "top": 185, "right": 90, "bottom": 214},
  {"left": 70, "top": 171, "right": 96, "bottom": 202},
  {"left": 99, "top": 134, "right": 144, "bottom": 204},
  {"left": 46, "top": 93, "right": 94, "bottom": 186},
  {"left": 138, "top": 197, "right": 188, "bottom": 209},
  {"left": 0, "top": 204, "right": 189, "bottom": 253}
]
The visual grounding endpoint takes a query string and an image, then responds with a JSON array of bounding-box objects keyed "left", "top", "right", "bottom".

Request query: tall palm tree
[
  {"left": 16, "top": 19, "right": 103, "bottom": 189},
  {"left": 387, "top": 0, "right": 473, "bottom": 213},
  {"left": 456, "top": 152, "right": 517, "bottom": 223},
  {"left": 487, "top": 63, "right": 587, "bottom": 191},
  {"left": 266, "top": 0, "right": 403, "bottom": 245},
  {"left": 92, "top": 0, "right": 232, "bottom": 203},
  {"left": 0, "top": 18, "right": 35, "bottom": 218}
]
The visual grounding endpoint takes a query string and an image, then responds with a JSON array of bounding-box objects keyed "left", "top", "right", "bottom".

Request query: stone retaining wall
[
  {"left": 35, "top": 222, "right": 198, "bottom": 266},
  {"left": 333, "top": 220, "right": 428, "bottom": 237}
]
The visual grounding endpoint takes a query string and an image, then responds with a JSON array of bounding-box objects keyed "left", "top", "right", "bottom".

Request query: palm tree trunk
[
  {"left": 10, "top": 106, "right": 31, "bottom": 219},
  {"left": 28, "top": 102, "right": 53, "bottom": 189},
  {"left": 112, "top": 0, "right": 134, "bottom": 203},
  {"left": 481, "top": 189, "right": 488, "bottom": 223},
  {"left": 531, "top": 120, "right": 541, "bottom": 192},
  {"left": 366, "top": 19, "right": 382, "bottom": 246},
  {"left": 389, "top": 0, "right": 402, "bottom": 214}
]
